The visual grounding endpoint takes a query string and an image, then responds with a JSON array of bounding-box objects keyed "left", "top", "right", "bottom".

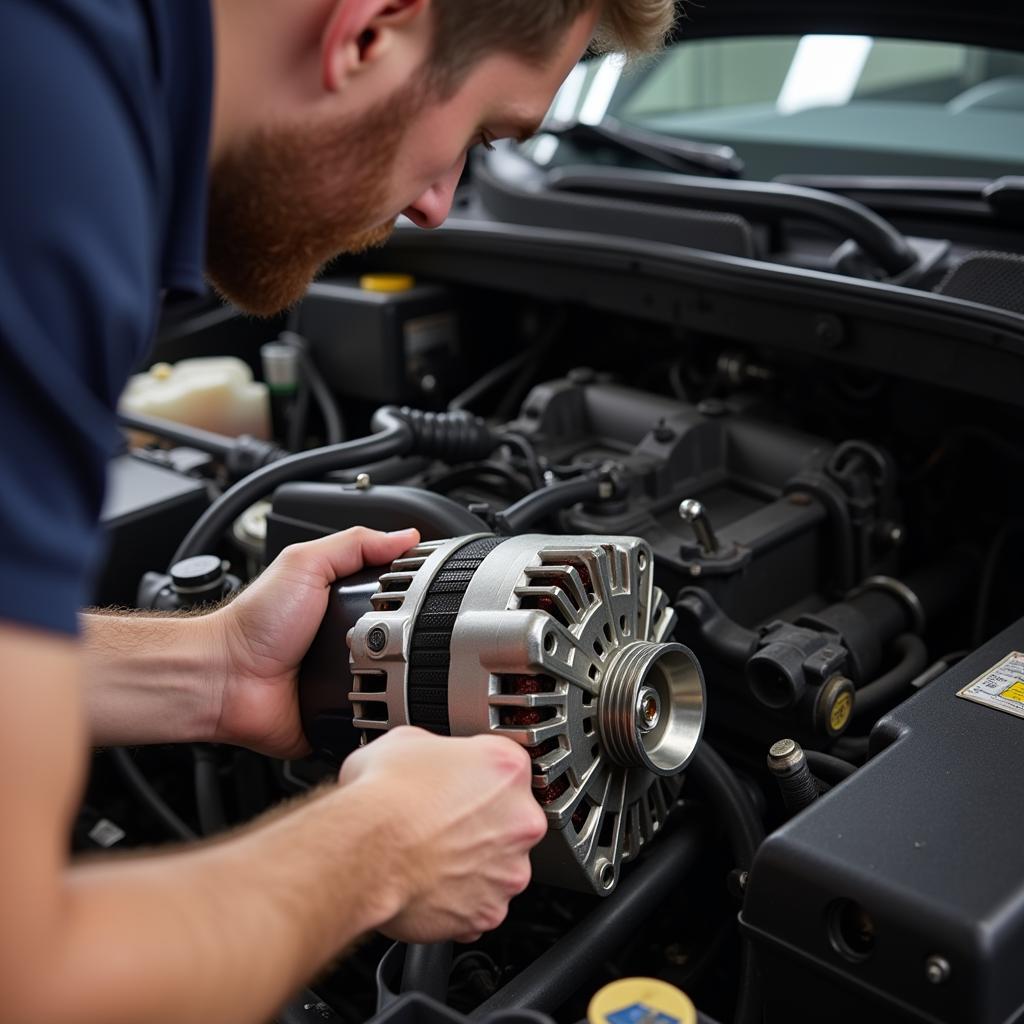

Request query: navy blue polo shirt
[{"left": 0, "top": 0, "right": 213, "bottom": 634}]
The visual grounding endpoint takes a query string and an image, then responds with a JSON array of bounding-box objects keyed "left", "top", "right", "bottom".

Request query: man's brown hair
[{"left": 428, "top": 0, "right": 676, "bottom": 93}]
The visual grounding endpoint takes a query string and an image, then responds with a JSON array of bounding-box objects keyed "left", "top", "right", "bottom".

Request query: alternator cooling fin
[{"left": 407, "top": 536, "right": 507, "bottom": 735}]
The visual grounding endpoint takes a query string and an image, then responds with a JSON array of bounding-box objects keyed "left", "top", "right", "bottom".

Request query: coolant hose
[
  {"left": 172, "top": 407, "right": 508, "bottom": 566},
  {"left": 494, "top": 473, "right": 608, "bottom": 534},
  {"left": 852, "top": 633, "right": 929, "bottom": 723},
  {"left": 173, "top": 407, "right": 414, "bottom": 563},
  {"left": 804, "top": 749, "right": 857, "bottom": 784},
  {"left": 119, "top": 411, "right": 238, "bottom": 458}
]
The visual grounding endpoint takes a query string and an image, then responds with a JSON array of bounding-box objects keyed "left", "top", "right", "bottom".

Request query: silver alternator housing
[{"left": 348, "top": 534, "right": 706, "bottom": 895}]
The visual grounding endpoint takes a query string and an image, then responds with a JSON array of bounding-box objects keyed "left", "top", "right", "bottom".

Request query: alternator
[{"left": 302, "top": 534, "right": 706, "bottom": 895}]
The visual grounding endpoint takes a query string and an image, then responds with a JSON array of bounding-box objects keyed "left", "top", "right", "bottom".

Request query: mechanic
[{"left": 0, "top": 2, "right": 672, "bottom": 1022}]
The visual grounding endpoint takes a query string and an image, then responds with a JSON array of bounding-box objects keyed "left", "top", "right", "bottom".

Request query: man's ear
[{"left": 322, "top": 0, "right": 429, "bottom": 92}]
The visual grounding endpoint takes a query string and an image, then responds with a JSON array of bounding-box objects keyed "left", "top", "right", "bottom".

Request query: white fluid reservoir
[{"left": 119, "top": 357, "right": 271, "bottom": 440}]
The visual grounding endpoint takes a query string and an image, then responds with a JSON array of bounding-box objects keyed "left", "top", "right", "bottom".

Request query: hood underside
[{"left": 672, "top": 1, "right": 1023, "bottom": 55}]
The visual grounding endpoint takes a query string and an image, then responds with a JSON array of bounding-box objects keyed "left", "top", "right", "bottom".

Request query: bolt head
[
  {"left": 678, "top": 499, "right": 706, "bottom": 523},
  {"left": 355, "top": 473, "right": 371, "bottom": 490},
  {"left": 366, "top": 626, "right": 388, "bottom": 654},
  {"left": 769, "top": 738, "right": 798, "bottom": 759},
  {"left": 635, "top": 686, "right": 661, "bottom": 733}
]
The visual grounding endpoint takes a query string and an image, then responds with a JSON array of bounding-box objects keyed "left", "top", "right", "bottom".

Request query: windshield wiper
[
  {"left": 544, "top": 115, "right": 745, "bottom": 180},
  {"left": 776, "top": 174, "right": 1024, "bottom": 226}
]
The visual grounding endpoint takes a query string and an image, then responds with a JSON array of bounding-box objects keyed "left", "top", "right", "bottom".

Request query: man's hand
[
  {"left": 210, "top": 527, "right": 420, "bottom": 758},
  {"left": 338, "top": 727, "right": 549, "bottom": 943}
]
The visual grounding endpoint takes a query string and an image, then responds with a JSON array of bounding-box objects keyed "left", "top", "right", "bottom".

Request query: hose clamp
[{"left": 845, "top": 575, "right": 926, "bottom": 635}]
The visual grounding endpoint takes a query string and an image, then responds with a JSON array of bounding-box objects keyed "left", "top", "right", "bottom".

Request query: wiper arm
[
  {"left": 544, "top": 115, "right": 744, "bottom": 180},
  {"left": 776, "top": 174, "right": 1024, "bottom": 226}
]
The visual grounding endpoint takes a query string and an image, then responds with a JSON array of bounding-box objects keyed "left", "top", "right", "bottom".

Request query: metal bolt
[
  {"left": 767, "top": 738, "right": 819, "bottom": 814},
  {"left": 925, "top": 955, "right": 951, "bottom": 985},
  {"left": 653, "top": 420, "right": 676, "bottom": 443},
  {"left": 688, "top": 564, "right": 703, "bottom": 577},
  {"left": 366, "top": 626, "right": 388, "bottom": 653},
  {"left": 635, "top": 686, "right": 661, "bottom": 733},
  {"left": 768, "top": 738, "right": 801, "bottom": 770},
  {"left": 726, "top": 867, "right": 749, "bottom": 902},
  {"left": 355, "top": 473, "right": 371, "bottom": 490},
  {"left": 678, "top": 499, "right": 720, "bottom": 555}
]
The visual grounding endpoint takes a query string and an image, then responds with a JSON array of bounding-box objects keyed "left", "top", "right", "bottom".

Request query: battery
[{"left": 297, "top": 275, "right": 459, "bottom": 406}]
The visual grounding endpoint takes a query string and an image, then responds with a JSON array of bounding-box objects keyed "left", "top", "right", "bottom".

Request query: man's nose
[{"left": 402, "top": 155, "right": 466, "bottom": 229}]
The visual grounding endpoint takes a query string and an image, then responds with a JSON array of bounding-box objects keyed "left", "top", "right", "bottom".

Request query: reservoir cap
[
  {"left": 359, "top": 273, "right": 415, "bottom": 293},
  {"left": 587, "top": 978, "right": 697, "bottom": 1024}
]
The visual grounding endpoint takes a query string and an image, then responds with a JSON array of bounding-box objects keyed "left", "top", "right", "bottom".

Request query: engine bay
[{"left": 88, "top": 264, "right": 1024, "bottom": 1024}]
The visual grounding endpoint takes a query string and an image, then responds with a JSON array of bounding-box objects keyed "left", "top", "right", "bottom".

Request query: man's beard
[{"left": 206, "top": 79, "right": 424, "bottom": 317}]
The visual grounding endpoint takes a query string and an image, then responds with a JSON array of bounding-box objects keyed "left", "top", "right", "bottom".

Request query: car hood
[{"left": 674, "top": 0, "right": 1022, "bottom": 54}]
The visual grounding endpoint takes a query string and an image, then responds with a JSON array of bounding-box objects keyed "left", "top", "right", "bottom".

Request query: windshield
[{"left": 527, "top": 36, "right": 1024, "bottom": 181}]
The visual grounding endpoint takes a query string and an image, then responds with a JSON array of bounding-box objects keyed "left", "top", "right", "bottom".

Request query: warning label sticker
[{"left": 957, "top": 652, "right": 1024, "bottom": 719}]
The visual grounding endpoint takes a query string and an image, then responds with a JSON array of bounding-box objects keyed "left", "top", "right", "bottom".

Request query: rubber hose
[
  {"left": 685, "top": 744, "right": 765, "bottom": 1024},
  {"left": 400, "top": 942, "right": 454, "bottom": 1003},
  {"left": 110, "top": 748, "right": 196, "bottom": 842},
  {"left": 118, "top": 411, "right": 237, "bottom": 458},
  {"left": 172, "top": 407, "right": 415, "bottom": 564},
  {"left": 853, "top": 634, "right": 929, "bottom": 722},
  {"left": 448, "top": 350, "right": 535, "bottom": 412},
  {"left": 470, "top": 821, "right": 705, "bottom": 1018},
  {"left": 804, "top": 749, "right": 857, "bottom": 784},
  {"left": 686, "top": 744, "right": 763, "bottom": 870},
  {"left": 280, "top": 331, "right": 345, "bottom": 446},
  {"left": 495, "top": 473, "right": 605, "bottom": 534}
]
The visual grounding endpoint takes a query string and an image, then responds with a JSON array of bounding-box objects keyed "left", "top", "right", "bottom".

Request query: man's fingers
[{"left": 285, "top": 527, "right": 421, "bottom": 582}]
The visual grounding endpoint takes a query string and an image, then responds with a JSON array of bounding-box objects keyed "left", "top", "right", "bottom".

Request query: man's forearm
[
  {"left": 80, "top": 612, "right": 224, "bottom": 746},
  {"left": 40, "top": 782, "right": 397, "bottom": 1024}
]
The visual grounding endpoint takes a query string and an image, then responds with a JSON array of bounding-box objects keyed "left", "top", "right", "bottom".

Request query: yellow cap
[
  {"left": 588, "top": 978, "right": 697, "bottom": 1024},
  {"left": 359, "top": 273, "right": 415, "bottom": 293},
  {"left": 830, "top": 690, "right": 854, "bottom": 733}
]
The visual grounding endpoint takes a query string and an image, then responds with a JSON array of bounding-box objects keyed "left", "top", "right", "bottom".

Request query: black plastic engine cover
[{"left": 742, "top": 618, "right": 1024, "bottom": 1024}]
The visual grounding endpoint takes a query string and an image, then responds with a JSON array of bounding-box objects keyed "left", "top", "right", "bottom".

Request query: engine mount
[{"left": 302, "top": 534, "right": 706, "bottom": 894}]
